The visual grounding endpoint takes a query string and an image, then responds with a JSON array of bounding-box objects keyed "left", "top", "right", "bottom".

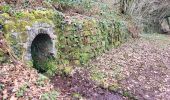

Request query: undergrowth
[{"left": 41, "top": 91, "right": 59, "bottom": 100}]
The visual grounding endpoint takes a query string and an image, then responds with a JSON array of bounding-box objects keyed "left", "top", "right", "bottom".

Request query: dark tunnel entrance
[{"left": 31, "top": 33, "right": 54, "bottom": 73}]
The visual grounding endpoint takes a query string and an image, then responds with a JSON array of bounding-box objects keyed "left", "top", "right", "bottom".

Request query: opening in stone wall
[{"left": 31, "top": 33, "right": 54, "bottom": 73}]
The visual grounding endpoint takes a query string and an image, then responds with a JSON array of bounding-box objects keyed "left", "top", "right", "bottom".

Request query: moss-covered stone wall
[
  {"left": 57, "top": 17, "right": 129, "bottom": 65},
  {"left": 0, "top": 9, "right": 130, "bottom": 70}
]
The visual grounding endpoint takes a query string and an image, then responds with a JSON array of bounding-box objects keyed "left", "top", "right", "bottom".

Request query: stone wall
[
  {"left": 0, "top": 10, "right": 130, "bottom": 71},
  {"left": 57, "top": 16, "right": 129, "bottom": 65}
]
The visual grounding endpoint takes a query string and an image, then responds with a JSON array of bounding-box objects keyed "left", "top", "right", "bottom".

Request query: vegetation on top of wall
[{"left": 52, "top": 0, "right": 122, "bottom": 21}]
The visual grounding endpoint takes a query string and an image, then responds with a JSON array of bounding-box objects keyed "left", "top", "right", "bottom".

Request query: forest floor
[
  {"left": 1, "top": 33, "right": 170, "bottom": 100},
  {"left": 87, "top": 33, "right": 170, "bottom": 100},
  {"left": 52, "top": 33, "right": 170, "bottom": 100}
]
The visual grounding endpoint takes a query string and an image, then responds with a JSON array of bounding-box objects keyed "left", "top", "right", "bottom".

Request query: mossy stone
[{"left": 20, "top": 32, "right": 28, "bottom": 43}]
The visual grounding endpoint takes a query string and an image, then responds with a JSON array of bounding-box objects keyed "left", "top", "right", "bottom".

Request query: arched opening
[{"left": 31, "top": 33, "right": 54, "bottom": 73}]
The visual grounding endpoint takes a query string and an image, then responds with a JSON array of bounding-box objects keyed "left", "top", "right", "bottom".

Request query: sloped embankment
[{"left": 0, "top": 63, "right": 55, "bottom": 99}]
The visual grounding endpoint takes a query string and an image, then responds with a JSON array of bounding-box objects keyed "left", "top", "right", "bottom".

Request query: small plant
[
  {"left": 2, "top": 5, "right": 11, "bottom": 13},
  {"left": 108, "top": 83, "right": 120, "bottom": 92},
  {"left": 14, "top": 11, "right": 24, "bottom": 18},
  {"left": 16, "top": 84, "right": 28, "bottom": 97},
  {"left": 122, "top": 91, "right": 137, "bottom": 100},
  {"left": 123, "top": 91, "right": 130, "bottom": 97},
  {"left": 32, "top": 54, "right": 57, "bottom": 76},
  {"left": 45, "top": 60, "right": 58, "bottom": 76},
  {"left": 26, "top": 60, "right": 33, "bottom": 67},
  {"left": 36, "top": 74, "right": 48, "bottom": 87},
  {"left": 41, "top": 91, "right": 59, "bottom": 100},
  {"left": 91, "top": 71, "right": 105, "bottom": 82},
  {"left": 80, "top": 53, "right": 90, "bottom": 65},
  {"left": 61, "top": 66, "right": 73, "bottom": 77},
  {"left": 0, "top": 83, "right": 4, "bottom": 92},
  {"left": 72, "top": 93, "right": 82, "bottom": 99}
]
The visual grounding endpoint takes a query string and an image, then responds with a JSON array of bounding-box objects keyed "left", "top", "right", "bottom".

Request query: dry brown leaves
[
  {"left": 89, "top": 34, "right": 170, "bottom": 100},
  {"left": 0, "top": 62, "right": 54, "bottom": 100}
]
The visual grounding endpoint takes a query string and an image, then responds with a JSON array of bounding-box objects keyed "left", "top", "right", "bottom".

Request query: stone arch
[{"left": 24, "top": 22, "right": 56, "bottom": 64}]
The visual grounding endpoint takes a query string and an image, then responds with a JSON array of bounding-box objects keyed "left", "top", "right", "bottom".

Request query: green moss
[
  {"left": 108, "top": 83, "right": 120, "bottom": 91},
  {"left": 74, "top": 60, "right": 81, "bottom": 65},
  {"left": 3, "top": 21, "right": 16, "bottom": 33},
  {"left": 18, "top": 12, "right": 36, "bottom": 20},
  {"left": 122, "top": 91, "right": 137, "bottom": 100},
  {"left": 32, "top": 10, "right": 55, "bottom": 19},
  {"left": 41, "top": 91, "right": 59, "bottom": 100},
  {"left": 1, "top": 9, "right": 60, "bottom": 31},
  {"left": 91, "top": 71, "right": 106, "bottom": 82},
  {"left": 79, "top": 52, "right": 90, "bottom": 65},
  {"left": 26, "top": 61, "right": 33, "bottom": 67},
  {"left": 17, "top": 20, "right": 30, "bottom": 32},
  {"left": 34, "top": 58, "right": 57, "bottom": 75},
  {"left": 16, "top": 84, "right": 28, "bottom": 97},
  {"left": 72, "top": 93, "right": 82, "bottom": 99},
  {"left": 33, "top": 18, "right": 53, "bottom": 25},
  {"left": 0, "top": 5, "right": 11, "bottom": 13},
  {"left": 83, "top": 30, "right": 91, "bottom": 36},
  {"left": 20, "top": 32, "right": 28, "bottom": 43},
  {"left": 36, "top": 74, "right": 48, "bottom": 87},
  {"left": 0, "top": 13, "right": 11, "bottom": 19},
  {"left": 62, "top": 66, "right": 73, "bottom": 76},
  {"left": 56, "top": 16, "right": 129, "bottom": 66},
  {"left": 0, "top": 49, "right": 5, "bottom": 63},
  {"left": 14, "top": 11, "right": 24, "bottom": 19}
]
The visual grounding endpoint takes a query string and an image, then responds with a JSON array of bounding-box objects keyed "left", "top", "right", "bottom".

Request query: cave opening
[{"left": 31, "top": 33, "right": 54, "bottom": 73}]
